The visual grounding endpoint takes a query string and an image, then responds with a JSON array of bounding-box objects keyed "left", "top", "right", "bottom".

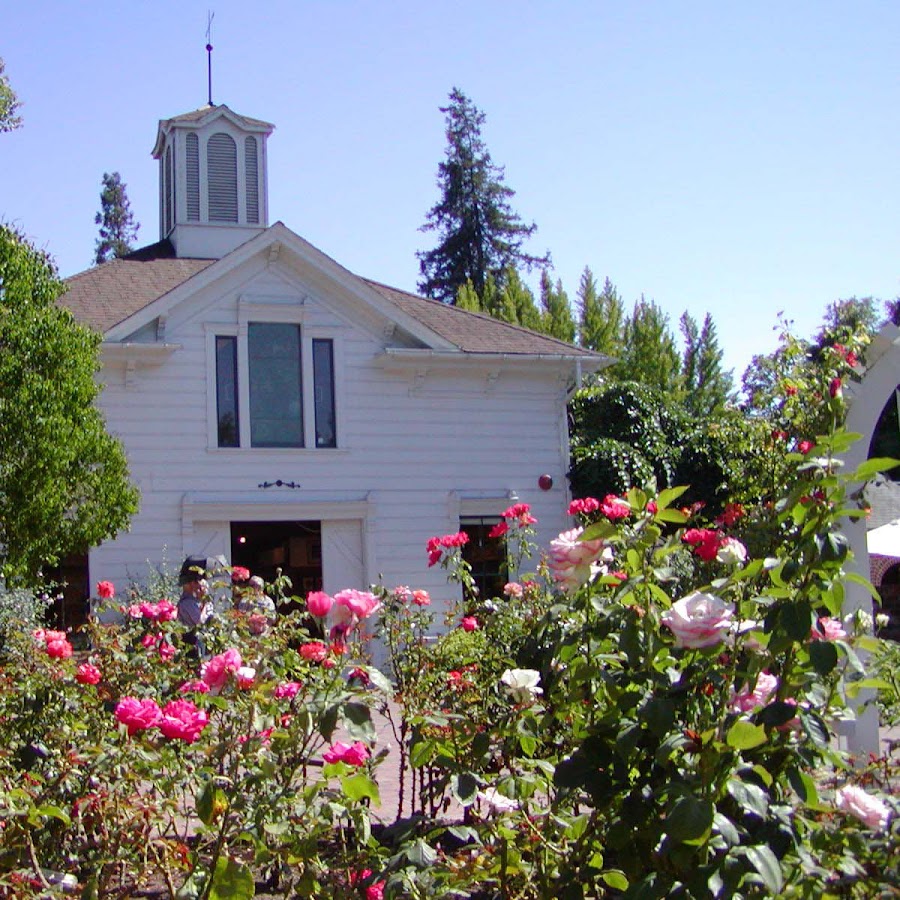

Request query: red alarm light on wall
[{"left": 538, "top": 474, "right": 553, "bottom": 491}]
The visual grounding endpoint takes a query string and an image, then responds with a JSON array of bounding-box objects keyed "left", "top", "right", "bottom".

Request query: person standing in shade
[{"left": 178, "top": 558, "right": 211, "bottom": 656}]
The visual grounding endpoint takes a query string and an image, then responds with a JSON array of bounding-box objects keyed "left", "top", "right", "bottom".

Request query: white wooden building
[{"left": 62, "top": 102, "right": 605, "bottom": 610}]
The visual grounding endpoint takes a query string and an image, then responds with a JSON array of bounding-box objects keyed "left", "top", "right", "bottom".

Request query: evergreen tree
[
  {"left": 579, "top": 271, "right": 624, "bottom": 357},
  {"left": 0, "top": 57, "right": 22, "bottom": 133},
  {"left": 0, "top": 224, "right": 139, "bottom": 581},
  {"left": 455, "top": 279, "right": 482, "bottom": 313},
  {"left": 539, "top": 270, "right": 576, "bottom": 342},
  {"left": 608, "top": 297, "right": 681, "bottom": 392},
  {"left": 417, "top": 88, "right": 550, "bottom": 303},
  {"left": 498, "top": 267, "right": 542, "bottom": 330},
  {"left": 680, "top": 312, "right": 734, "bottom": 415},
  {"left": 94, "top": 171, "right": 139, "bottom": 265}
]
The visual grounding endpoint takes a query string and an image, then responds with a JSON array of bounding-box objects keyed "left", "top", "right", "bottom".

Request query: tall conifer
[{"left": 94, "top": 172, "right": 139, "bottom": 265}]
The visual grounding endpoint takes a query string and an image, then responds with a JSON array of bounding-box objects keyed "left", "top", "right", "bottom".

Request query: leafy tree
[
  {"left": 539, "top": 270, "right": 576, "bottom": 342},
  {"left": 0, "top": 58, "right": 22, "bottom": 133},
  {"left": 680, "top": 311, "right": 734, "bottom": 415},
  {"left": 607, "top": 296, "right": 681, "bottom": 392},
  {"left": 0, "top": 224, "right": 139, "bottom": 581},
  {"left": 417, "top": 87, "right": 550, "bottom": 303},
  {"left": 94, "top": 171, "right": 139, "bottom": 265},
  {"left": 578, "top": 270, "right": 623, "bottom": 357}
]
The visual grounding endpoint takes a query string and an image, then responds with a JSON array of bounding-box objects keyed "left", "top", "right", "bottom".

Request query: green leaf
[
  {"left": 656, "top": 486, "right": 690, "bottom": 510},
  {"left": 851, "top": 457, "right": 900, "bottom": 481},
  {"left": 744, "top": 844, "right": 783, "bottom": 895},
  {"left": 845, "top": 677, "right": 893, "bottom": 699},
  {"left": 809, "top": 640, "right": 839, "bottom": 675},
  {"left": 196, "top": 780, "right": 227, "bottom": 826},
  {"left": 726, "top": 719, "right": 768, "bottom": 750},
  {"left": 341, "top": 772, "right": 380, "bottom": 804},
  {"left": 404, "top": 839, "right": 438, "bottom": 868},
  {"left": 450, "top": 772, "right": 480, "bottom": 806},
  {"left": 601, "top": 870, "right": 629, "bottom": 891},
  {"left": 727, "top": 778, "right": 768, "bottom": 818},
  {"left": 581, "top": 521, "right": 618, "bottom": 542},
  {"left": 712, "top": 812, "right": 740, "bottom": 846},
  {"left": 787, "top": 768, "right": 819, "bottom": 807},
  {"left": 655, "top": 508, "right": 688, "bottom": 524},
  {"left": 208, "top": 856, "right": 255, "bottom": 900},
  {"left": 665, "top": 795, "right": 714, "bottom": 843},
  {"left": 799, "top": 710, "right": 830, "bottom": 749},
  {"left": 31, "top": 804, "right": 71, "bottom": 826},
  {"left": 341, "top": 702, "right": 375, "bottom": 743},
  {"left": 778, "top": 600, "right": 812, "bottom": 642}
]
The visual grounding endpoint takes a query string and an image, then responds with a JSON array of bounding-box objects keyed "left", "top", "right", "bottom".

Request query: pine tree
[
  {"left": 94, "top": 172, "right": 139, "bottom": 265},
  {"left": 417, "top": 88, "right": 550, "bottom": 303},
  {"left": 539, "top": 270, "right": 576, "bottom": 342},
  {"left": 0, "top": 58, "right": 22, "bottom": 133},
  {"left": 455, "top": 279, "right": 482, "bottom": 313},
  {"left": 681, "top": 312, "right": 733, "bottom": 415},
  {"left": 579, "top": 270, "right": 624, "bottom": 356},
  {"left": 609, "top": 297, "right": 681, "bottom": 393}
]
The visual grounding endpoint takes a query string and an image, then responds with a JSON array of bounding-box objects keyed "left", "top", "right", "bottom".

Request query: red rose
[{"left": 96, "top": 580, "right": 115, "bottom": 599}]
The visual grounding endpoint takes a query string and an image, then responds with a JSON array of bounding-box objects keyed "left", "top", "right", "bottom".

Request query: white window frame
[{"left": 205, "top": 300, "right": 343, "bottom": 451}]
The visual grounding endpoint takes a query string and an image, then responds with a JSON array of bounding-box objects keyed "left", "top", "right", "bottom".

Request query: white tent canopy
[{"left": 867, "top": 518, "right": 900, "bottom": 557}]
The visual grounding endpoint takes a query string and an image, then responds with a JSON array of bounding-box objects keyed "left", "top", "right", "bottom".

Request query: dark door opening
[{"left": 230, "top": 521, "right": 322, "bottom": 605}]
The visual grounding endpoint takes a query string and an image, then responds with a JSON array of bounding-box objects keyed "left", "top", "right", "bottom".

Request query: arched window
[
  {"left": 186, "top": 133, "right": 200, "bottom": 222},
  {"left": 207, "top": 133, "right": 238, "bottom": 222},
  {"left": 245, "top": 136, "right": 259, "bottom": 224}
]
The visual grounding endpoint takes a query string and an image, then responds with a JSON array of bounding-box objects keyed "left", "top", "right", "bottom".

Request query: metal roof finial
[{"left": 206, "top": 10, "right": 215, "bottom": 106}]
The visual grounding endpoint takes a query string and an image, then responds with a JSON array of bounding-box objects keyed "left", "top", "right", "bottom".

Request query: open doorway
[{"left": 230, "top": 521, "right": 322, "bottom": 603}]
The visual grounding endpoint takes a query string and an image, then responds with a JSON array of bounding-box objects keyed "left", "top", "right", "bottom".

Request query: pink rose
[
  {"left": 412, "top": 589, "right": 431, "bottom": 606},
  {"left": 158, "top": 641, "right": 176, "bottom": 662},
  {"left": 549, "top": 527, "right": 608, "bottom": 589},
  {"left": 661, "top": 592, "right": 734, "bottom": 649},
  {"left": 115, "top": 697, "right": 163, "bottom": 735},
  {"left": 682, "top": 528, "right": 722, "bottom": 562},
  {"left": 141, "top": 633, "right": 158, "bottom": 649},
  {"left": 235, "top": 666, "right": 256, "bottom": 689},
  {"left": 366, "top": 883, "right": 385, "bottom": 900},
  {"left": 158, "top": 699, "right": 209, "bottom": 743},
  {"left": 731, "top": 671, "right": 779, "bottom": 714},
  {"left": 140, "top": 600, "right": 177, "bottom": 622},
  {"left": 201, "top": 648, "right": 243, "bottom": 690},
  {"left": 231, "top": 566, "right": 251, "bottom": 583},
  {"left": 812, "top": 617, "right": 847, "bottom": 641},
  {"left": 461, "top": 616, "right": 478, "bottom": 632},
  {"left": 323, "top": 740, "right": 370, "bottom": 767},
  {"left": 75, "top": 663, "right": 102, "bottom": 685},
  {"left": 299, "top": 641, "right": 329, "bottom": 663},
  {"left": 503, "top": 582, "right": 524, "bottom": 598},
  {"left": 333, "top": 589, "right": 382, "bottom": 621},
  {"left": 306, "top": 591, "right": 334, "bottom": 618},
  {"left": 600, "top": 494, "right": 631, "bottom": 521},
  {"left": 835, "top": 784, "right": 891, "bottom": 831},
  {"left": 829, "top": 377, "right": 843, "bottom": 399},
  {"left": 179, "top": 680, "right": 210, "bottom": 694},
  {"left": 46, "top": 637, "right": 73, "bottom": 659},
  {"left": 274, "top": 681, "right": 302, "bottom": 700},
  {"left": 96, "top": 580, "right": 115, "bottom": 599},
  {"left": 568, "top": 497, "right": 600, "bottom": 515}
]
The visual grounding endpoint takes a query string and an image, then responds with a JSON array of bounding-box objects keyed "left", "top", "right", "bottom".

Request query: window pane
[
  {"left": 313, "top": 339, "right": 336, "bottom": 448},
  {"left": 249, "top": 323, "right": 303, "bottom": 448},
  {"left": 460, "top": 517, "right": 507, "bottom": 600},
  {"left": 216, "top": 336, "right": 239, "bottom": 447}
]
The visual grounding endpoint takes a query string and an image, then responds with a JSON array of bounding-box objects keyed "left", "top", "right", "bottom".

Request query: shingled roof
[
  {"left": 62, "top": 241, "right": 215, "bottom": 332},
  {"left": 62, "top": 240, "right": 599, "bottom": 359},
  {"left": 159, "top": 104, "right": 274, "bottom": 131}
]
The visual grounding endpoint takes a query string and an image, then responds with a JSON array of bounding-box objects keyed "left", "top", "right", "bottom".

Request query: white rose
[
  {"left": 716, "top": 537, "right": 747, "bottom": 566},
  {"left": 500, "top": 668, "right": 543, "bottom": 703},
  {"left": 661, "top": 592, "right": 734, "bottom": 649}
]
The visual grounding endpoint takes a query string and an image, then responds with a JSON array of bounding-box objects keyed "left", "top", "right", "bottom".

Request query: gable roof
[{"left": 62, "top": 236, "right": 602, "bottom": 361}]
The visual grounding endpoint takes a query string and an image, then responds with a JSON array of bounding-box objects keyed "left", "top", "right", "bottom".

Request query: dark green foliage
[
  {"left": 0, "top": 224, "right": 139, "bottom": 581},
  {"left": 569, "top": 380, "right": 765, "bottom": 512},
  {"left": 94, "top": 171, "right": 139, "bottom": 265},
  {"left": 417, "top": 88, "right": 550, "bottom": 304}
]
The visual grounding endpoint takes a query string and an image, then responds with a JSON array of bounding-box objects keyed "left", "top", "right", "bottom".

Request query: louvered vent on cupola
[
  {"left": 245, "top": 136, "right": 259, "bottom": 224},
  {"left": 207, "top": 132, "right": 238, "bottom": 222},
  {"left": 186, "top": 133, "right": 200, "bottom": 221},
  {"left": 164, "top": 146, "right": 174, "bottom": 234}
]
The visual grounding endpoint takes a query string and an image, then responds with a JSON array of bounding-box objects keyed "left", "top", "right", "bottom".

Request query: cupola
[{"left": 152, "top": 104, "right": 275, "bottom": 259}]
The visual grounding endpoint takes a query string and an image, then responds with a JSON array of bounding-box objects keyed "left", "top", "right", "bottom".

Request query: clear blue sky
[{"left": 3, "top": 1, "right": 898, "bottom": 380}]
